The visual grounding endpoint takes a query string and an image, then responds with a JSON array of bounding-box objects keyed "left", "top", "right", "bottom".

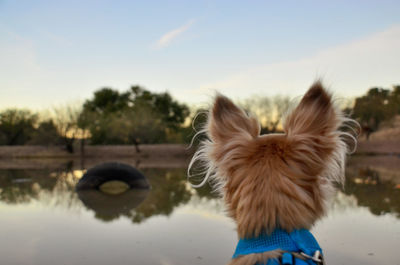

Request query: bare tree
[
  {"left": 52, "top": 103, "right": 83, "bottom": 153},
  {"left": 239, "top": 95, "right": 290, "bottom": 133},
  {"left": 271, "top": 95, "right": 291, "bottom": 132}
]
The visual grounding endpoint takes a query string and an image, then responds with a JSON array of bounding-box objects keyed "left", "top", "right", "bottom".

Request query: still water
[{"left": 0, "top": 156, "right": 399, "bottom": 265}]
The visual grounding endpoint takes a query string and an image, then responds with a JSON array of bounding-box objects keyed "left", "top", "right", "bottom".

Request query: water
[{"left": 0, "top": 156, "right": 399, "bottom": 265}]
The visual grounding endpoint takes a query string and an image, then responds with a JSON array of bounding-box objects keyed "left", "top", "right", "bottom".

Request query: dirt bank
[
  {"left": 356, "top": 140, "right": 400, "bottom": 155},
  {"left": 356, "top": 115, "right": 400, "bottom": 155},
  {"left": 0, "top": 144, "right": 191, "bottom": 159},
  {"left": 0, "top": 139, "right": 399, "bottom": 160},
  {"left": 0, "top": 145, "right": 192, "bottom": 170}
]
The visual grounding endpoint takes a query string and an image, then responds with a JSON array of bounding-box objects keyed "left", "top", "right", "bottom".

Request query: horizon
[{"left": 1, "top": 0, "right": 400, "bottom": 111}]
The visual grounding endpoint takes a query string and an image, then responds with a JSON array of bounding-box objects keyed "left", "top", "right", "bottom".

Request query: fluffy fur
[{"left": 188, "top": 81, "right": 357, "bottom": 265}]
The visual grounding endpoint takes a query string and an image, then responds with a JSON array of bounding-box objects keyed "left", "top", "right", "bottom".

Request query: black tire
[{"left": 76, "top": 162, "right": 150, "bottom": 190}]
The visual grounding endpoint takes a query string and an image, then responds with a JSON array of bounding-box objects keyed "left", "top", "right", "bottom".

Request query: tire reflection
[{"left": 77, "top": 188, "right": 150, "bottom": 221}]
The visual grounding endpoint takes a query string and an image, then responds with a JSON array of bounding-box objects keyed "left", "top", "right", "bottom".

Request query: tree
[
  {"left": 353, "top": 87, "right": 395, "bottom": 139},
  {"left": 240, "top": 95, "right": 290, "bottom": 133},
  {"left": 82, "top": 88, "right": 130, "bottom": 114},
  {"left": 52, "top": 104, "right": 82, "bottom": 153},
  {"left": 388, "top": 85, "right": 400, "bottom": 115},
  {"left": 28, "top": 120, "right": 61, "bottom": 145},
  {"left": 80, "top": 85, "right": 190, "bottom": 146},
  {"left": 130, "top": 86, "right": 190, "bottom": 131},
  {"left": 0, "top": 109, "right": 38, "bottom": 145}
]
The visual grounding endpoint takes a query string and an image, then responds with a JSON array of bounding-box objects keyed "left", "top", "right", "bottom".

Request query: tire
[{"left": 76, "top": 162, "right": 150, "bottom": 190}]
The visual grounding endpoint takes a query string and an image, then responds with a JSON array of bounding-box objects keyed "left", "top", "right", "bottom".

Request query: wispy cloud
[
  {"left": 192, "top": 25, "right": 400, "bottom": 100},
  {"left": 154, "top": 19, "right": 195, "bottom": 49},
  {"left": 0, "top": 24, "right": 45, "bottom": 89},
  {"left": 37, "top": 29, "right": 73, "bottom": 47}
]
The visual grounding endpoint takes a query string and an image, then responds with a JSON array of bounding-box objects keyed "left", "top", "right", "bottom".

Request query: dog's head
[{"left": 189, "top": 82, "right": 356, "bottom": 238}]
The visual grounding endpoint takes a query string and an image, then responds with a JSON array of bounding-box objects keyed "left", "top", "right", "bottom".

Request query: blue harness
[{"left": 233, "top": 229, "right": 324, "bottom": 265}]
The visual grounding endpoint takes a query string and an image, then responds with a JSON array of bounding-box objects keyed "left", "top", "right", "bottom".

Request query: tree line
[
  {"left": 352, "top": 85, "right": 400, "bottom": 139},
  {"left": 0, "top": 86, "right": 192, "bottom": 153},
  {"left": 0, "top": 84, "right": 399, "bottom": 152}
]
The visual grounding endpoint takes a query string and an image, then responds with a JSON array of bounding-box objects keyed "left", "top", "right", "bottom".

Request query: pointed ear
[
  {"left": 208, "top": 94, "right": 260, "bottom": 143},
  {"left": 284, "top": 81, "right": 338, "bottom": 137},
  {"left": 283, "top": 81, "right": 347, "bottom": 179}
]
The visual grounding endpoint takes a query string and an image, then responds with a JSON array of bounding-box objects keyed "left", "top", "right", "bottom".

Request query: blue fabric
[
  {"left": 233, "top": 229, "right": 322, "bottom": 264},
  {"left": 281, "top": 252, "right": 293, "bottom": 264},
  {"left": 295, "top": 259, "right": 314, "bottom": 265}
]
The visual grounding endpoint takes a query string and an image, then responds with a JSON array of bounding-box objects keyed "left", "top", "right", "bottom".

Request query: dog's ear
[
  {"left": 283, "top": 81, "right": 344, "bottom": 177},
  {"left": 208, "top": 94, "right": 260, "bottom": 143},
  {"left": 284, "top": 81, "right": 337, "bottom": 137}
]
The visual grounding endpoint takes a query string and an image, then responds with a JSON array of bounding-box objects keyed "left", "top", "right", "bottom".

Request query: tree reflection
[
  {"left": 77, "top": 168, "right": 221, "bottom": 223},
  {"left": 194, "top": 182, "right": 221, "bottom": 200},
  {"left": 0, "top": 166, "right": 199, "bottom": 224},
  {"left": 0, "top": 164, "right": 81, "bottom": 210},
  {"left": 0, "top": 169, "right": 58, "bottom": 204},
  {"left": 127, "top": 168, "right": 192, "bottom": 223},
  {"left": 2, "top": 159, "right": 399, "bottom": 223},
  {"left": 344, "top": 166, "right": 400, "bottom": 217},
  {"left": 77, "top": 189, "right": 150, "bottom": 222}
]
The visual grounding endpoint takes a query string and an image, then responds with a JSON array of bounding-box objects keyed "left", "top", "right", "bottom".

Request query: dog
[{"left": 188, "top": 81, "right": 357, "bottom": 265}]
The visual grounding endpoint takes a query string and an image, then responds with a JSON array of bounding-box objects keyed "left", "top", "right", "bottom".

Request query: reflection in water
[
  {"left": 0, "top": 168, "right": 59, "bottom": 204},
  {"left": 344, "top": 157, "right": 400, "bottom": 218},
  {"left": 77, "top": 189, "right": 150, "bottom": 222},
  {"left": 1, "top": 158, "right": 399, "bottom": 220},
  {"left": 130, "top": 168, "right": 192, "bottom": 223},
  {"left": 345, "top": 175, "right": 400, "bottom": 217},
  {"left": 0, "top": 157, "right": 399, "bottom": 265},
  {"left": 0, "top": 165, "right": 218, "bottom": 224}
]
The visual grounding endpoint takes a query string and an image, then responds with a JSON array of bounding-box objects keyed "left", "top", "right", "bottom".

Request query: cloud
[
  {"left": 194, "top": 25, "right": 400, "bottom": 99},
  {"left": 154, "top": 19, "right": 195, "bottom": 49},
  {"left": 37, "top": 29, "right": 73, "bottom": 47},
  {"left": 0, "top": 24, "right": 47, "bottom": 95}
]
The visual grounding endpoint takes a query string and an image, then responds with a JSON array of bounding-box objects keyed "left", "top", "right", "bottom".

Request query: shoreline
[
  {"left": 0, "top": 144, "right": 191, "bottom": 159},
  {"left": 0, "top": 141, "right": 399, "bottom": 170},
  {"left": 0, "top": 140, "right": 399, "bottom": 158},
  {"left": 356, "top": 140, "right": 400, "bottom": 156},
  {"left": 0, "top": 144, "right": 192, "bottom": 170}
]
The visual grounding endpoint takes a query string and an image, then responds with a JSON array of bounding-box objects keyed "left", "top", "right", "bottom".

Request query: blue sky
[{"left": 1, "top": 0, "right": 400, "bottom": 109}]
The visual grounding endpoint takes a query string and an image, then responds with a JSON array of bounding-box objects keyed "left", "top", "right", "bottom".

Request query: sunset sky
[{"left": 1, "top": 0, "right": 400, "bottom": 110}]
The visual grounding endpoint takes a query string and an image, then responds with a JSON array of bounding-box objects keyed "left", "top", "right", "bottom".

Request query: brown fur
[{"left": 189, "top": 81, "right": 356, "bottom": 264}]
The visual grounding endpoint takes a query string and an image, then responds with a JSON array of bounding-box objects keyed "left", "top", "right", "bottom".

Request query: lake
[{"left": 0, "top": 156, "right": 399, "bottom": 265}]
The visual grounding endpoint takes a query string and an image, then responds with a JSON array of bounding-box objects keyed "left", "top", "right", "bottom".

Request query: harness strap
[
  {"left": 233, "top": 229, "right": 324, "bottom": 265},
  {"left": 254, "top": 253, "right": 323, "bottom": 265}
]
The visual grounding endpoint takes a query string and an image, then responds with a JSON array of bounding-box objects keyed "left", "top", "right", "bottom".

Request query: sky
[{"left": 1, "top": 0, "right": 400, "bottom": 110}]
